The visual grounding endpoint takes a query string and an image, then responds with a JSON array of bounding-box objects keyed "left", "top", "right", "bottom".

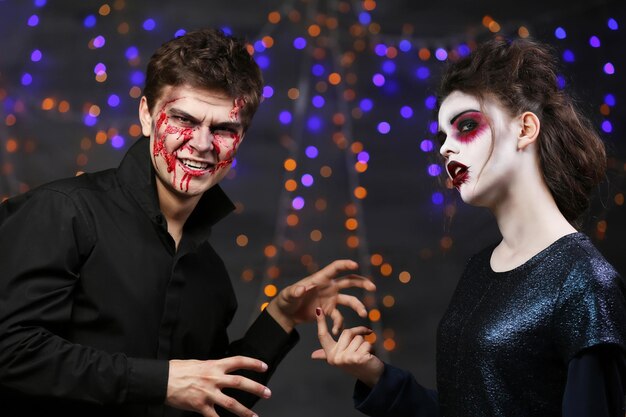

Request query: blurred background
[{"left": 1, "top": 0, "right": 624, "bottom": 415}]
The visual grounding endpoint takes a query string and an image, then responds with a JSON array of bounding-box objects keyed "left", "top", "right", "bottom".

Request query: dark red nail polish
[{"left": 315, "top": 307, "right": 321, "bottom": 316}]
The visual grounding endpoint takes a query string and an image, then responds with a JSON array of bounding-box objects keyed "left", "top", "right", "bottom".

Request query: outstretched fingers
[
  {"left": 335, "top": 293, "right": 369, "bottom": 318},
  {"left": 315, "top": 259, "right": 359, "bottom": 280},
  {"left": 335, "top": 275, "right": 377, "bottom": 292}
]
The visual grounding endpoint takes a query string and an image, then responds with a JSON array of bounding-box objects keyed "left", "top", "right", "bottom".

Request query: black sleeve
[
  {"left": 0, "top": 189, "right": 168, "bottom": 405},
  {"left": 562, "top": 344, "right": 626, "bottom": 417},
  {"left": 217, "top": 309, "right": 299, "bottom": 415},
  {"left": 353, "top": 363, "right": 439, "bottom": 417}
]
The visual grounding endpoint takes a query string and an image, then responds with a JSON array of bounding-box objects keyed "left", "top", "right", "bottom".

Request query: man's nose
[{"left": 188, "top": 127, "right": 215, "bottom": 153}]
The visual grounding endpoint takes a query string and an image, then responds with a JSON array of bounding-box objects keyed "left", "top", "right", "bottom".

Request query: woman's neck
[{"left": 490, "top": 180, "right": 576, "bottom": 272}]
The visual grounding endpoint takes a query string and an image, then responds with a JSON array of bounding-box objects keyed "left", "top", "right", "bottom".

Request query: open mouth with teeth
[
  {"left": 447, "top": 161, "right": 469, "bottom": 189},
  {"left": 179, "top": 158, "right": 214, "bottom": 174}
]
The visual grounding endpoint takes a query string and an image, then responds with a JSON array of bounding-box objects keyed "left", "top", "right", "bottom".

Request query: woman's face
[{"left": 438, "top": 91, "right": 521, "bottom": 208}]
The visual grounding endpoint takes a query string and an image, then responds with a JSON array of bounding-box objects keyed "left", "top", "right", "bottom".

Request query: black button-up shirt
[{"left": 0, "top": 137, "right": 298, "bottom": 416}]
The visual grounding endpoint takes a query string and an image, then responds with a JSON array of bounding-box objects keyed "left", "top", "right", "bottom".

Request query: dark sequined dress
[{"left": 436, "top": 232, "right": 626, "bottom": 416}]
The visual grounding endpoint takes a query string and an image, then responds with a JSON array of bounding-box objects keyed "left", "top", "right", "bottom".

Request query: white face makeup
[
  {"left": 139, "top": 85, "right": 245, "bottom": 200},
  {"left": 438, "top": 91, "right": 521, "bottom": 207}
]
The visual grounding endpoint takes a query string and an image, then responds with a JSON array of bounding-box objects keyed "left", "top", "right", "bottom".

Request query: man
[{"left": 0, "top": 28, "right": 375, "bottom": 417}]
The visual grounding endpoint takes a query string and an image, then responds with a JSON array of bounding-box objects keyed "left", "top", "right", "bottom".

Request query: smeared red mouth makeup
[{"left": 447, "top": 160, "right": 469, "bottom": 189}]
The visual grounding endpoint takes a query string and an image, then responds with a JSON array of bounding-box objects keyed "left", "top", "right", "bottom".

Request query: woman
[{"left": 312, "top": 38, "right": 626, "bottom": 416}]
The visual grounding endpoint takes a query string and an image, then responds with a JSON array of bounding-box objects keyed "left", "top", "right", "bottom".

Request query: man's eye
[
  {"left": 173, "top": 116, "right": 192, "bottom": 124},
  {"left": 212, "top": 129, "right": 238, "bottom": 138}
]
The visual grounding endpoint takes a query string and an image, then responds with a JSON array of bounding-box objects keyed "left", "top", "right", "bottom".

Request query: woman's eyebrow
[{"left": 450, "top": 109, "right": 480, "bottom": 125}]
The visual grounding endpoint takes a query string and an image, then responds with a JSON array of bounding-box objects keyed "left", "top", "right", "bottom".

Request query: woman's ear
[
  {"left": 138, "top": 96, "right": 153, "bottom": 137},
  {"left": 517, "top": 111, "right": 540, "bottom": 150}
]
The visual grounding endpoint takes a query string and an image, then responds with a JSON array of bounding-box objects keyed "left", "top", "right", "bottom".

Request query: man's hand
[
  {"left": 265, "top": 259, "right": 376, "bottom": 334},
  {"left": 166, "top": 356, "right": 271, "bottom": 417}
]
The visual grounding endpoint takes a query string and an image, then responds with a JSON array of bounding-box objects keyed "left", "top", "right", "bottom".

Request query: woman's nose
[{"left": 439, "top": 138, "right": 456, "bottom": 158}]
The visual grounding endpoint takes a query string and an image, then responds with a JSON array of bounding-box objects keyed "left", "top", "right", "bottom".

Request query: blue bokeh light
[
  {"left": 400, "top": 106, "right": 413, "bottom": 119},
  {"left": 21, "top": 73, "right": 33, "bottom": 86},
  {"left": 377, "top": 122, "right": 391, "bottom": 134},
  {"left": 399, "top": 40, "right": 412, "bottom": 52},
  {"left": 292, "top": 196, "right": 305, "bottom": 210},
  {"left": 305, "top": 146, "right": 318, "bottom": 159},
  {"left": 31, "top": 49, "right": 42, "bottom": 62},
  {"left": 415, "top": 66, "right": 430, "bottom": 80},
  {"left": 83, "top": 14, "right": 96, "bottom": 28},
  {"left": 360, "top": 98, "right": 373, "bottom": 112},
  {"left": 107, "top": 94, "right": 120, "bottom": 107},
  {"left": 142, "top": 19, "right": 156, "bottom": 31},
  {"left": 431, "top": 192, "right": 444, "bottom": 205},
  {"left": 301, "top": 174, "right": 314, "bottom": 187},
  {"left": 427, "top": 164, "right": 442, "bottom": 176},
  {"left": 111, "top": 135, "right": 125, "bottom": 149},
  {"left": 555, "top": 27, "right": 567, "bottom": 39},
  {"left": 372, "top": 73, "right": 386, "bottom": 87},
  {"left": 279, "top": 110, "right": 292, "bottom": 124},
  {"left": 125, "top": 46, "right": 139, "bottom": 60},
  {"left": 255, "top": 55, "right": 270, "bottom": 69},
  {"left": 562, "top": 49, "right": 575, "bottom": 63},
  {"left": 293, "top": 37, "right": 306, "bottom": 49},
  {"left": 420, "top": 139, "right": 434, "bottom": 152},
  {"left": 382, "top": 60, "right": 396, "bottom": 74},
  {"left": 307, "top": 115, "right": 322, "bottom": 131},
  {"left": 312, "top": 64, "right": 325, "bottom": 76},
  {"left": 605, "top": 94, "right": 616, "bottom": 107},
  {"left": 312, "top": 95, "right": 325, "bottom": 108},
  {"left": 425, "top": 95, "right": 437, "bottom": 109},
  {"left": 27, "top": 14, "right": 39, "bottom": 27},
  {"left": 263, "top": 85, "right": 274, "bottom": 98}
]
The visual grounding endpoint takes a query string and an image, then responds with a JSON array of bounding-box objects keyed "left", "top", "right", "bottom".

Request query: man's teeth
[
  {"left": 181, "top": 159, "right": 209, "bottom": 170},
  {"left": 454, "top": 166, "right": 463, "bottom": 176}
]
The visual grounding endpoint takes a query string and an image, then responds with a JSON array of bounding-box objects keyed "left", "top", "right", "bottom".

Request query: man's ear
[
  {"left": 138, "top": 96, "right": 153, "bottom": 137},
  {"left": 517, "top": 111, "right": 540, "bottom": 150}
]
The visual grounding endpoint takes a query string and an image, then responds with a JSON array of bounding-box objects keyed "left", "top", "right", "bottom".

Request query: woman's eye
[{"left": 458, "top": 119, "right": 477, "bottom": 133}]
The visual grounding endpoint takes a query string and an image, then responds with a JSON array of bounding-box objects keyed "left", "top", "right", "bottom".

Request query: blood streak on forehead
[{"left": 229, "top": 97, "right": 246, "bottom": 122}]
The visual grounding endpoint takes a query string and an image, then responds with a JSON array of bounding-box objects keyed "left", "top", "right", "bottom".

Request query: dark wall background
[{"left": 1, "top": 1, "right": 624, "bottom": 415}]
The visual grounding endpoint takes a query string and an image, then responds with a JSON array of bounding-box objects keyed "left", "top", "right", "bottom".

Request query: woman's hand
[{"left": 311, "top": 307, "right": 384, "bottom": 388}]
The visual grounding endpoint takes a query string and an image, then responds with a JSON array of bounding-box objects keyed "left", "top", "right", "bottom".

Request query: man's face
[{"left": 139, "top": 85, "right": 245, "bottom": 200}]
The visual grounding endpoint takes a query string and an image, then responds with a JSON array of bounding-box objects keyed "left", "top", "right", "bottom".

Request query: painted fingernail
[{"left": 315, "top": 307, "right": 321, "bottom": 316}]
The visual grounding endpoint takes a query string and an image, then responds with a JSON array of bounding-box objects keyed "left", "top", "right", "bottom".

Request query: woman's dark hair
[
  {"left": 142, "top": 28, "right": 263, "bottom": 131},
  {"left": 437, "top": 37, "right": 606, "bottom": 226}
]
